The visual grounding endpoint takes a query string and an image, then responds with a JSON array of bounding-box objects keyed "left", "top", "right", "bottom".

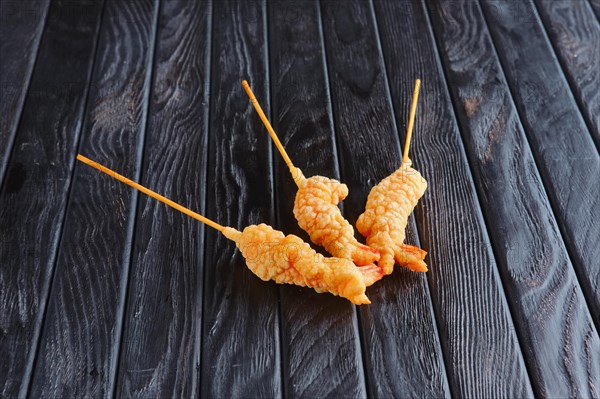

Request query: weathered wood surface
[
  {"left": 476, "top": 0, "right": 600, "bottom": 329},
  {"left": 321, "top": 0, "right": 531, "bottom": 397},
  {"left": 28, "top": 0, "right": 158, "bottom": 397},
  {"left": 0, "top": 0, "right": 51, "bottom": 184},
  {"left": 425, "top": 0, "right": 600, "bottom": 396},
  {"left": 268, "top": 1, "right": 367, "bottom": 397},
  {"left": 534, "top": 0, "right": 600, "bottom": 147},
  {"left": 114, "top": 0, "right": 210, "bottom": 397},
  {"left": 0, "top": 1, "right": 104, "bottom": 397},
  {"left": 319, "top": 1, "right": 450, "bottom": 397},
  {"left": 200, "top": 1, "right": 281, "bottom": 397},
  {"left": 588, "top": 0, "right": 600, "bottom": 19},
  {"left": 0, "top": 0, "right": 598, "bottom": 397}
]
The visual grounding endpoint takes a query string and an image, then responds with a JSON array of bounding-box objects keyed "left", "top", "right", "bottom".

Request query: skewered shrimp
[
  {"left": 76, "top": 155, "right": 382, "bottom": 305},
  {"left": 242, "top": 81, "right": 380, "bottom": 267},
  {"left": 223, "top": 224, "right": 382, "bottom": 304},
  {"left": 291, "top": 169, "right": 380, "bottom": 266},
  {"left": 357, "top": 79, "right": 428, "bottom": 275},
  {"left": 356, "top": 163, "right": 427, "bottom": 274}
]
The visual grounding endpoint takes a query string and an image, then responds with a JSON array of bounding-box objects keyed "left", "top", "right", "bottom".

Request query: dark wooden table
[{"left": 1, "top": 0, "right": 599, "bottom": 397}]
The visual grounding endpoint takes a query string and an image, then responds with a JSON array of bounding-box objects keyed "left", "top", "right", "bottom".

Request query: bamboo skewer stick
[
  {"left": 403, "top": 79, "right": 421, "bottom": 165},
  {"left": 241, "top": 80, "right": 305, "bottom": 187},
  {"left": 76, "top": 154, "right": 229, "bottom": 234}
]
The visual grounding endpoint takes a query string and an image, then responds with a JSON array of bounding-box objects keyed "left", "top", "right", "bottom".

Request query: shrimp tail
[
  {"left": 396, "top": 244, "right": 428, "bottom": 273},
  {"left": 351, "top": 242, "right": 381, "bottom": 266},
  {"left": 357, "top": 264, "right": 384, "bottom": 287}
]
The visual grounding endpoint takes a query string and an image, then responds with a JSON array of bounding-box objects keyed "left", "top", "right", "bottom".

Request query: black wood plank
[
  {"left": 27, "top": 0, "right": 158, "bottom": 397},
  {"left": 475, "top": 0, "right": 600, "bottom": 329},
  {"left": 332, "top": 2, "right": 450, "bottom": 397},
  {"left": 589, "top": 0, "right": 600, "bottom": 19},
  {"left": 114, "top": 0, "right": 211, "bottom": 397},
  {"left": 534, "top": 0, "right": 600, "bottom": 147},
  {"left": 423, "top": 0, "right": 600, "bottom": 396},
  {"left": 283, "top": 1, "right": 451, "bottom": 397},
  {"left": 0, "top": 1, "right": 104, "bottom": 397},
  {"left": 268, "top": 1, "right": 367, "bottom": 397},
  {"left": 319, "top": 0, "right": 533, "bottom": 396},
  {"left": 200, "top": 0, "right": 281, "bottom": 397},
  {"left": 357, "top": 224, "right": 451, "bottom": 394},
  {"left": 0, "top": 0, "right": 50, "bottom": 182}
]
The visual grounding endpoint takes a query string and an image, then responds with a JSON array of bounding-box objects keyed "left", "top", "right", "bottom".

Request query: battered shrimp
[
  {"left": 356, "top": 163, "right": 428, "bottom": 275},
  {"left": 76, "top": 154, "right": 382, "bottom": 305},
  {"left": 291, "top": 168, "right": 380, "bottom": 267},
  {"left": 241, "top": 80, "right": 380, "bottom": 268},
  {"left": 222, "top": 223, "right": 383, "bottom": 304}
]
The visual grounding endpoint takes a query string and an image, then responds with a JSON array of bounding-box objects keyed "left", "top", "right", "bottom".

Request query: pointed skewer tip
[
  {"left": 75, "top": 154, "right": 233, "bottom": 235},
  {"left": 241, "top": 80, "right": 303, "bottom": 187},
  {"left": 402, "top": 79, "right": 422, "bottom": 166}
]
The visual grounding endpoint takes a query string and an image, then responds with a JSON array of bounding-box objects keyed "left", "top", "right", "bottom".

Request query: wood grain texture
[
  {"left": 331, "top": 2, "right": 452, "bottom": 397},
  {"left": 114, "top": 0, "right": 211, "bottom": 397},
  {"left": 476, "top": 0, "right": 600, "bottom": 330},
  {"left": 588, "top": 0, "right": 600, "bottom": 19},
  {"left": 311, "top": 1, "right": 451, "bottom": 397},
  {"left": 0, "top": 0, "right": 51, "bottom": 183},
  {"left": 424, "top": 0, "right": 600, "bottom": 396},
  {"left": 27, "top": 0, "right": 158, "bottom": 397},
  {"left": 534, "top": 0, "right": 600, "bottom": 147},
  {"left": 1, "top": 1, "right": 599, "bottom": 395},
  {"left": 357, "top": 238, "right": 450, "bottom": 398},
  {"left": 320, "top": 0, "right": 532, "bottom": 396},
  {"left": 0, "top": 1, "right": 104, "bottom": 397},
  {"left": 200, "top": 0, "right": 281, "bottom": 397},
  {"left": 268, "top": 1, "right": 367, "bottom": 397}
]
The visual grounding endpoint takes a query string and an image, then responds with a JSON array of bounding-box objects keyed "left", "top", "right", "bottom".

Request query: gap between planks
[
  {"left": 0, "top": 0, "right": 52, "bottom": 187},
  {"left": 20, "top": 0, "right": 109, "bottom": 397},
  {"left": 368, "top": 0, "right": 452, "bottom": 395},
  {"left": 531, "top": 0, "right": 600, "bottom": 152},
  {"left": 109, "top": 0, "right": 162, "bottom": 397},
  {"left": 476, "top": 0, "right": 600, "bottom": 335}
]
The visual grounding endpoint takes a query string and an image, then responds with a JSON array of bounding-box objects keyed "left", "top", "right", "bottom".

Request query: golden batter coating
[
  {"left": 356, "top": 163, "right": 428, "bottom": 274},
  {"left": 292, "top": 170, "right": 380, "bottom": 267},
  {"left": 222, "top": 224, "right": 382, "bottom": 304}
]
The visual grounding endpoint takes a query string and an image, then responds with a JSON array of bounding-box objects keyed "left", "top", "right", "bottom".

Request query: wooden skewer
[
  {"left": 76, "top": 154, "right": 229, "bottom": 234},
  {"left": 242, "top": 80, "right": 304, "bottom": 186},
  {"left": 403, "top": 79, "right": 421, "bottom": 165}
]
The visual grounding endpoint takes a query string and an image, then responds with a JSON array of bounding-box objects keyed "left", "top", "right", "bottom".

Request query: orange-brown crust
[
  {"left": 224, "top": 224, "right": 382, "bottom": 304},
  {"left": 356, "top": 164, "right": 428, "bottom": 274},
  {"left": 294, "top": 175, "right": 380, "bottom": 266}
]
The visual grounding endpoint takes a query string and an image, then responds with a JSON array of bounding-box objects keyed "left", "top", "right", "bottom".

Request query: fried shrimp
[
  {"left": 77, "top": 155, "right": 381, "bottom": 305},
  {"left": 241, "top": 80, "right": 380, "bottom": 267},
  {"left": 357, "top": 79, "right": 429, "bottom": 275},
  {"left": 356, "top": 163, "right": 428, "bottom": 274},
  {"left": 291, "top": 169, "right": 380, "bottom": 266},
  {"left": 223, "top": 224, "right": 382, "bottom": 304}
]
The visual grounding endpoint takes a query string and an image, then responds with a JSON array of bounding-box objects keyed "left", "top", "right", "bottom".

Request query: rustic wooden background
[{"left": 1, "top": 0, "right": 599, "bottom": 397}]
